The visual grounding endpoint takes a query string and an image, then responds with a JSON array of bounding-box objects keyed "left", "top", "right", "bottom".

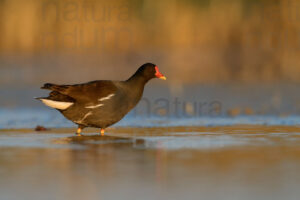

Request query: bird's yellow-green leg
[
  {"left": 76, "top": 127, "right": 82, "bottom": 136},
  {"left": 101, "top": 129, "right": 105, "bottom": 136}
]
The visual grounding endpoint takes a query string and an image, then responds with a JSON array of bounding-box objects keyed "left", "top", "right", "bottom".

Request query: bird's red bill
[{"left": 155, "top": 66, "right": 167, "bottom": 80}]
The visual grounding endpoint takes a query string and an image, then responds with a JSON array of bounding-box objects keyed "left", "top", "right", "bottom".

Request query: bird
[{"left": 36, "top": 63, "right": 166, "bottom": 136}]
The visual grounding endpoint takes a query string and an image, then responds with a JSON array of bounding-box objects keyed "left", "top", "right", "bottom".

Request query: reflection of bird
[{"left": 36, "top": 63, "right": 166, "bottom": 136}]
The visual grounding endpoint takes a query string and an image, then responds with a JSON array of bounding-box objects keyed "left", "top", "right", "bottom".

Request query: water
[
  {"left": 1, "top": 127, "right": 300, "bottom": 200},
  {"left": 1, "top": 107, "right": 300, "bottom": 129}
]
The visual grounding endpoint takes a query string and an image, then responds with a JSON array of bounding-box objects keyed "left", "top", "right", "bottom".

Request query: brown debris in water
[{"left": 35, "top": 126, "right": 48, "bottom": 132}]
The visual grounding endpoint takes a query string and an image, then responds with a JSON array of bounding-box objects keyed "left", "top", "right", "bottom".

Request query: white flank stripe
[
  {"left": 41, "top": 99, "right": 73, "bottom": 110},
  {"left": 85, "top": 104, "right": 104, "bottom": 109},
  {"left": 85, "top": 93, "right": 115, "bottom": 109},
  {"left": 82, "top": 111, "right": 92, "bottom": 121},
  {"left": 75, "top": 111, "right": 92, "bottom": 124},
  {"left": 98, "top": 93, "right": 115, "bottom": 102}
]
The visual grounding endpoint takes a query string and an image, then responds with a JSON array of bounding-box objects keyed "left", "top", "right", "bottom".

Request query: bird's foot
[
  {"left": 76, "top": 127, "right": 82, "bottom": 137},
  {"left": 100, "top": 129, "right": 105, "bottom": 136}
]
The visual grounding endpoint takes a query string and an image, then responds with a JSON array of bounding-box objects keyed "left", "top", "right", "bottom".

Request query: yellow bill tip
[{"left": 159, "top": 76, "right": 167, "bottom": 80}]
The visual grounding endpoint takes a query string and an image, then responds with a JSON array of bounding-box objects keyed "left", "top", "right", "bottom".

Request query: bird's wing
[{"left": 41, "top": 80, "right": 118, "bottom": 104}]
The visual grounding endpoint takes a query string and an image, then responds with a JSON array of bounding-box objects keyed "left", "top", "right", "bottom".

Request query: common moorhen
[{"left": 37, "top": 63, "right": 166, "bottom": 136}]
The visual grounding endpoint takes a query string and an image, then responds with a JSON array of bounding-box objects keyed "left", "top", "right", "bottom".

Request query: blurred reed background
[{"left": 1, "top": 0, "right": 300, "bottom": 84}]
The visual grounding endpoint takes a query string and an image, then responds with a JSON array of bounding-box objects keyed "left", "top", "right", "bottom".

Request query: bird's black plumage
[{"left": 37, "top": 63, "right": 166, "bottom": 135}]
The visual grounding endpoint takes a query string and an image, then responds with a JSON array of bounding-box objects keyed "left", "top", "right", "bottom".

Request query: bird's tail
[{"left": 41, "top": 83, "right": 56, "bottom": 90}]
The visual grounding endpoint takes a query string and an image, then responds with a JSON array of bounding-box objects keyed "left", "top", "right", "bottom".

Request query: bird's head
[{"left": 138, "top": 63, "right": 167, "bottom": 81}]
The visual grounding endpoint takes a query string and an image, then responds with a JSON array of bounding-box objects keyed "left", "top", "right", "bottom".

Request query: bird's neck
[
  {"left": 125, "top": 73, "right": 149, "bottom": 104},
  {"left": 126, "top": 72, "right": 149, "bottom": 87}
]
